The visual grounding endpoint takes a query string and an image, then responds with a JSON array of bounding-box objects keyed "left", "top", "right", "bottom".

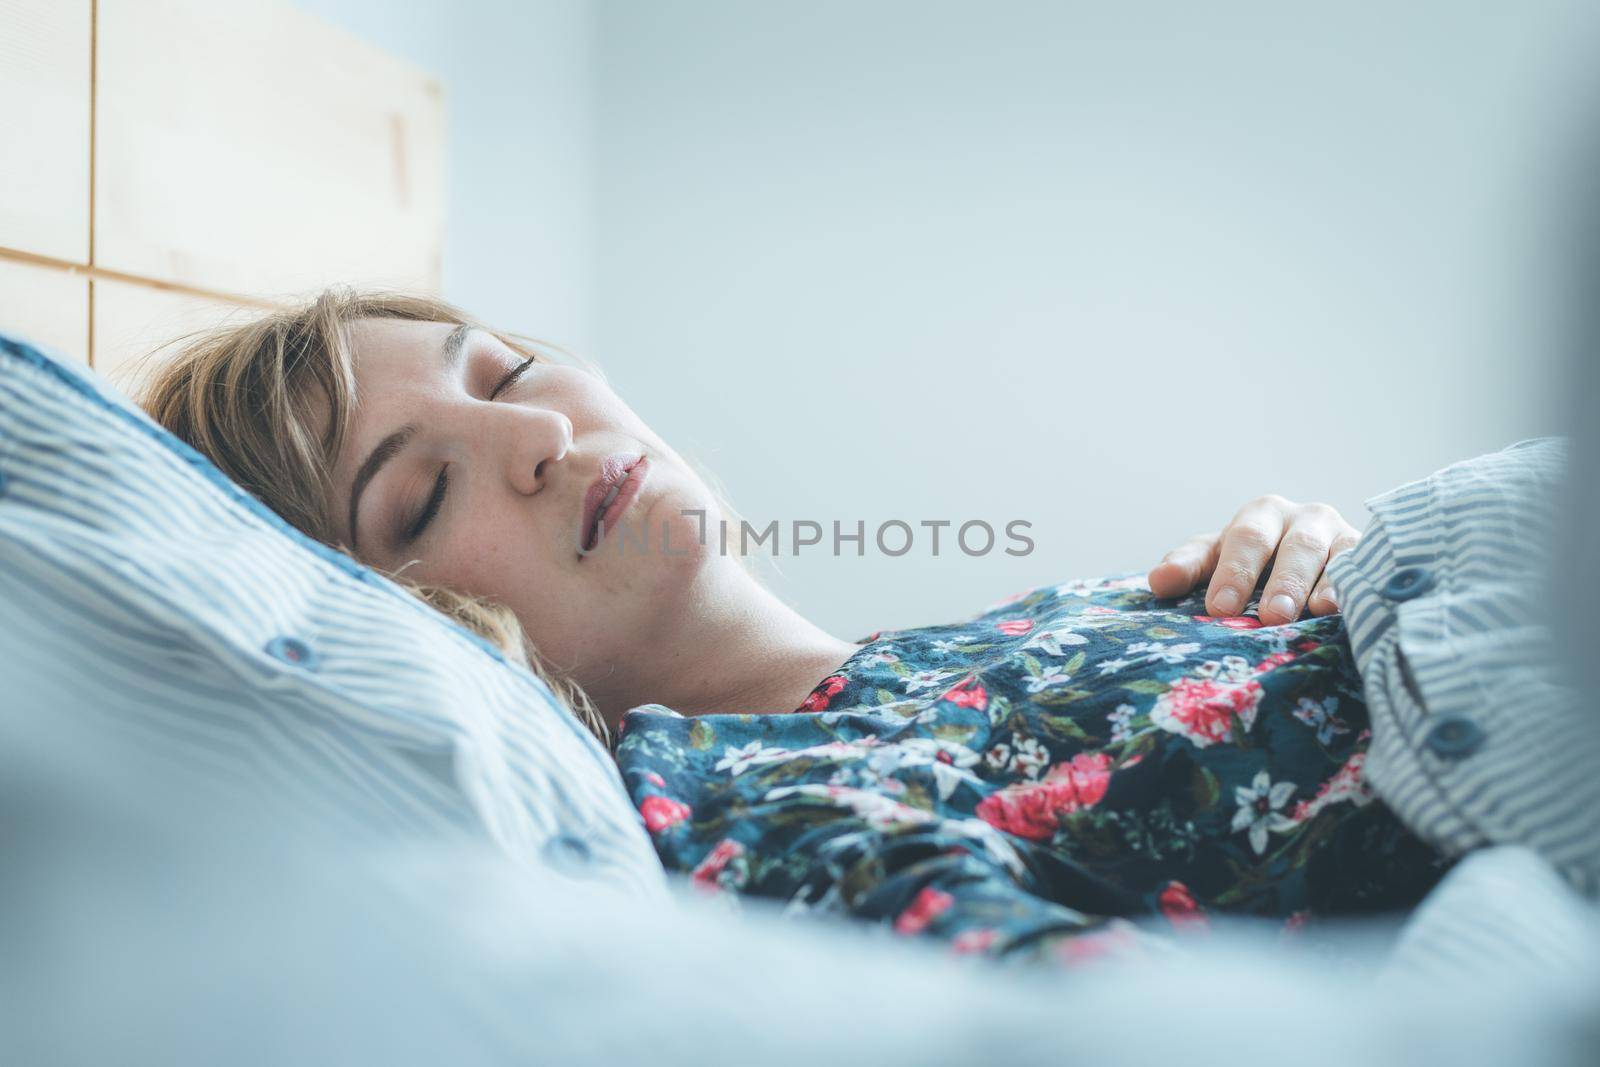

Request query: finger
[
  {"left": 1328, "top": 527, "right": 1361, "bottom": 561},
  {"left": 1259, "top": 519, "right": 1337, "bottom": 625},
  {"left": 1148, "top": 532, "right": 1221, "bottom": 598},
  {"left": 1308, "top": 531, "right": 1360, "bottom": 615},
  {"left": 1206, "top": 501, "right": 1287, "bottom": 616},
  {"left": 1309, "top": 573, "right": 1339, "bottom": 615}
]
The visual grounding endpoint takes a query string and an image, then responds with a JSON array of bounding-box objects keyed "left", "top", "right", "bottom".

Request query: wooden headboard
[{"left": 1, "top": 0, "right": 445, "bottom": 389}]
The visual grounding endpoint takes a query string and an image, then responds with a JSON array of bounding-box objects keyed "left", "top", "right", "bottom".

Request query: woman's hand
[{"left": 1147, "top": 495, "right": 1362, "bottom": 626}]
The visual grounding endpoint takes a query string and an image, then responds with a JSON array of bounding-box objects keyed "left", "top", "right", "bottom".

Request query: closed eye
[
  {"left": 403, "top": 465, "right": 450, "bottom": 543},
  {"left": 490, "top": 357, "right": 535, "bottom": 399}
]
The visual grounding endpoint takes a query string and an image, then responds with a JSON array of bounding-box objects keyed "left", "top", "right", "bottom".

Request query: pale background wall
[
  {"left": 297, "top": 0, "right": 1599, "bottom": 641},
  {"left": 291, "top": 0, "right": 598, "bottom": 353}
]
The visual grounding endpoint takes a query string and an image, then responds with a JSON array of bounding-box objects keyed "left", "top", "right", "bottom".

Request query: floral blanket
[{"left": 616, "top": 574, "right": 1451, "bottom": 964}]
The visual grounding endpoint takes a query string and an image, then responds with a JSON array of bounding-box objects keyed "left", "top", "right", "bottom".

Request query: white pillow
[{"left": 0, "top": 332, "right": 664, "bottom": 897}]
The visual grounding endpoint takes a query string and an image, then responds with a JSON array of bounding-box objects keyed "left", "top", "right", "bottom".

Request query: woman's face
[{"left": 327, "top": 317, "right": 726, "bottom": 681}]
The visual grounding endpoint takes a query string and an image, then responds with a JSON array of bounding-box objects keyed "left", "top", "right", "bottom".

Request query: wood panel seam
[
  {"left": 0, "top": 245, "right": 282, "bottom": 310},
  {"left": 88, "top": 0, "right": 97, "bottom": 364}
]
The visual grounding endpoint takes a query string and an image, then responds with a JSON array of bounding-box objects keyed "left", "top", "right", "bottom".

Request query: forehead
[
  {"left": 328, "top": 318, "right": 462, "bottom": 477},
  {"left": 345, "top": 317, "right": 460, "bottom": 386}
]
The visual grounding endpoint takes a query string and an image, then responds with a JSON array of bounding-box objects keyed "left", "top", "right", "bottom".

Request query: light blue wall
[
  {"left": 292, "top": 0, "right": 598, "bottom": 352},
  {"left": 593, "top": 0, "right": 1600, "bottom": 638}
]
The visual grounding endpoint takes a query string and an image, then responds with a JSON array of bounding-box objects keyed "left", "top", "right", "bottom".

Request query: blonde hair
[{"left": 132, "top": 289, "right": 613, "bottom": 743}]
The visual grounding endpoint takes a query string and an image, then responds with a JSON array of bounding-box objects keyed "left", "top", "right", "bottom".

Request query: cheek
[
  {"left": 455, "top": 516, "right": 547, "bottom": 584},
  {"left": 445, "top": 525, "right": 586, "bottom": 655}
]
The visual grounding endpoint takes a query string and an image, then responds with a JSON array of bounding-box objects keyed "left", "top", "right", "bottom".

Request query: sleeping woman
[{"left": 137, "top": 290, "right": 1452, "bottom": 963}]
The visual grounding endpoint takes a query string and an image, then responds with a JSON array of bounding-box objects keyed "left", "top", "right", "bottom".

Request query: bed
[{"left": 2, "top": 3, "right": 1596, "bottom": 1064}]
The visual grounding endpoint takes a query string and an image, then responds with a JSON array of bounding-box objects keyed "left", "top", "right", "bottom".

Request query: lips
[{"left": 580, "top": 452, "right": 647, "bottom": 553}]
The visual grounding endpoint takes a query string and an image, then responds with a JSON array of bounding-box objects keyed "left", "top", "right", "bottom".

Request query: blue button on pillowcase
[{"left": 0, "top": 333, "right": 665, "bottom": 898}]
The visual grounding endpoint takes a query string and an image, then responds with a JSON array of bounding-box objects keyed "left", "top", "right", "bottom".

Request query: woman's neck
[{"left": 587, "top": 563, "right": 864, "bottom": 728}]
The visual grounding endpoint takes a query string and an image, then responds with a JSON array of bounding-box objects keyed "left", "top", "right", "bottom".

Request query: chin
[{"left": 651, "top": 486, "right": 723, "bottom": 570}]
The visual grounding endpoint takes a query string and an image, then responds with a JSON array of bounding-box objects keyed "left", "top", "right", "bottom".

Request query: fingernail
[
  {"left": 1267, "top": 594, "right": 1296, "bottom": 621},
  {"left": 1214, "top": 588, "right": 1241, "bottom": 614}
]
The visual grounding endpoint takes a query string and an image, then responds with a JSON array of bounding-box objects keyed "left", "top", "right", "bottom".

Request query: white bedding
[
  {"left": 7, "top": 662, "right": 1596, "bottom": 1066},
  {"left": 4, "top": 328, "right": 1595, "bottom": 1064}
]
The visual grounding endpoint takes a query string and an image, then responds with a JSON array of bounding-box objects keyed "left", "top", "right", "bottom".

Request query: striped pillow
[{"left": 0, "top": 332, "right": 665, "bottom": 898}]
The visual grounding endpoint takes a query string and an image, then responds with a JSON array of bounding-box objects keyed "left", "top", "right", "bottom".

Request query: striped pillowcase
[{"left": 0, "top": 332, "right": 665, "bottom": 898}]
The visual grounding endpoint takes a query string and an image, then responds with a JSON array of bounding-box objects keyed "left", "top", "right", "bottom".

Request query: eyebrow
[{"left": 346, "top": 323, "right": 474, "bottom": 551}]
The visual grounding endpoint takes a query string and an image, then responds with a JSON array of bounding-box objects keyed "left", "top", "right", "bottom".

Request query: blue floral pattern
[{"left": 617, "top": 574, "right": 1451, "bottom": 965}]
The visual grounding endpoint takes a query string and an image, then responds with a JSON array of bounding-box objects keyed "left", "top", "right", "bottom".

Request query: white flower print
[
  {"left": 1008, "top": 735, "right": 1050, "bottom": 780},
  {"left": 875, "top": 701, "right": 938, "bottom": 723},
  {"left": 1124, "top": 640, "right": 1202, "bottom": 665},
  {"left": 1194, "top": 656, "right": 1253, "bottom": 683},
  {"left": 763, "top": 784, "right": 935, "bottom": 831},
  {"left": 1082, "top": 610, "right": 1137, "bottom": 628},
  {"left": 984, "top": 743, "right": 1011, "bottom": 772},
  {"left": 1055, "top": 579, "right": 1099, "bottom": 598},
  {"left": 928, "top": 761, "right": 968, "bottom": 801},
  {"left": 714, "top": 741, "right": 791, "bottom": 776},
  {"left": 1293, "top": 696, "right": 1350, "bottom": 745},
  {"left": 859, "top": 738, "right": 985, "bottom": 801},
  {"left": 828, "top": 765, "right": 906, "bottom": 795},
  {"left": 884, "top": 749, "right": 980, "bottom": 801},
  {"left": 1231, "top": 770, "right": 1299, "bottom": 855},
  {"left": 864, "top": 745, "right": 908, "bottom": 778},
  {"left": 902, "top": 668, "right": 962, "bottom": 695},
  {"left": 899, "top": 738, "right": 979, "bottom": 767},
  {"left": 1096, "top": 657, "right": 1131, "bottom": 677},
  {"left": 1023, "top": 628, "right": 1088, "bottom": 658},
  {"left": 1107, "top": 703, "right": 1136, "bottom": 744},
  {"left": 1024, "top": 664, "right": 1075, "bottom": 693}
]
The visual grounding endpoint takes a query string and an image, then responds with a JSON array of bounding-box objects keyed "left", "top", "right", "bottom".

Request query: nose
[{"left": 500, "top": 406, "right": 573, "bottom": 496}]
